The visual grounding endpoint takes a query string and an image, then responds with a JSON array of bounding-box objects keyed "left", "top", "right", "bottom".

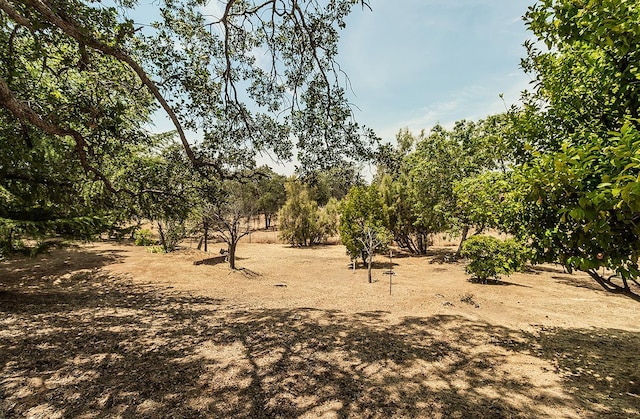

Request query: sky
[{"left": 337, "top": 0, "right": 534, "bottom": 142}]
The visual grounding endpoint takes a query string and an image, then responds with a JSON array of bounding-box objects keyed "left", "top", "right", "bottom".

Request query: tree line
[{"left": 1, "top": 0, "right": 639, "bottom": 298}]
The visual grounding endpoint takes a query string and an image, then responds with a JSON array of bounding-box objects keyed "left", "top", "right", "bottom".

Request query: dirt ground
[{"left": 1, "top": 235, "right": 639, "bottom": 418}]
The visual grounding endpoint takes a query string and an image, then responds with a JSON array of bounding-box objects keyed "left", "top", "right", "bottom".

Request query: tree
[
  {"left": 0, "top": 0, "right": 377, "bottom": 245},
  {"left": 204, "top": 180, "right": 257, "bottom": 270},
  {"left": 516, "top": 124, "right": 640, "bottom": 299},
  {"left": 0, "top": 3, "right": 158, "bottom": 251},
  {"left": 0, "top": 0, "right": 376, "bottom": 186},
  {"left": 254, "top": 167, "right": 287, "bottom": 230},
  {"left": 278, "top": 180, "right": 337, "bottom": 246},
  {"left": 378, "top": 172, "right": 425, "bottom": 254},
  {"left": 127, "top": 140, "right": 197, "bottom": 252},
  {"left": 460, "top": 235, "right": 528, "bottom": 283},
  {"left": 375, "top": 120, "right": 513, "bottom": 255},
  {"left": 521, "top": 0, "right": 640, "bottom": 145},
  {"left": 452, "top": 171, "right": 513, "bottom": 255},
  {"left": 512, "top": 0, "right": 640, "bottom": 298},
  {"left": 339, "top": 185, "right": 390, "bottom": 282},
  {"left": 301, "top": 164, "right": 365, "bottom": 206}
]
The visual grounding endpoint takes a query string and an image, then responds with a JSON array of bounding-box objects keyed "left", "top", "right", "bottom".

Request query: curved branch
[
  {"left": 21, "top": 0, "right": 200, "bottom": 167},
  {"left": 587, "top": 269, "right": 640, "bottom": 302},
  {"left": 0, "top": 74, "right": 124, "bottom": 194}
]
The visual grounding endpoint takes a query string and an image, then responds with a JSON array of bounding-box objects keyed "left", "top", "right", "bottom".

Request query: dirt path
[{"left": 1, "top": 242, "right": 639, "bottom": 418}]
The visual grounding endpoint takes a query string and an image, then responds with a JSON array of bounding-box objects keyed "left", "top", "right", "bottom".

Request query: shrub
[
  {"left": 146, "top": 245, "right": 165, "bottom": 253},
  {"left": 134, "top": 229, "right": 155, "bottom": 246},
  {"left": 278, "top": 181, "right": 337, "bottom": 246},
  {"left": 461, "top": 235, "right": 528, "bottom": 283}
]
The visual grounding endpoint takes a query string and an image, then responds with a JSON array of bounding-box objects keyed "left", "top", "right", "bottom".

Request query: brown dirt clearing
[{"left": 1, "top": 239, "right": 639, "bottom": 418}]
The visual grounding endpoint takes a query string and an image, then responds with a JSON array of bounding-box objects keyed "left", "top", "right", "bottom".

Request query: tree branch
[{"left": 21, "top": 0, "right": 200, "bottom": 167}]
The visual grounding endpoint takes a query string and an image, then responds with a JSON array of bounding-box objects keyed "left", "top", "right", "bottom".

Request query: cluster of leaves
[
  {"left": 460, "top": 235, "right": 528, "bottom": 283},
  {"left": 518, "top": 122, "right": 640, "bottom": 291},
  {"left": 338, "top": 185, "right": 391, "bottom": 283},
  {"left": 133, "top": 229, "right": 154, "bottom": 246},
  {"left": 510, "top": 0, "right": 640, "bottom": 296}
]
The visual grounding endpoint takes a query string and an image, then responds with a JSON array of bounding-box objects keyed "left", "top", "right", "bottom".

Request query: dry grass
[{"left": 1, "top": 241, "right": 639, "bottom": 418}]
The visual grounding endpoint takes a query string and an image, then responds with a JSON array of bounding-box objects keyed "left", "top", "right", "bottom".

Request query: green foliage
[
  {"left": 254, "top": 168, "right": 287, "bottom": 229},
  {"left": 512, "top": 0, "right": 640, "bottom": 294},
  {"left": 522, "top": 0, "right": 640, "bottom": 143},
  {"left": 134, "top": 229, "right": 154, "bottom": 246},
  {"left": 375, "top": 119, "right": 513, "bottom": 255},
  {"left": 339, "top": 185, "right": 389, "bottom": 263},
  {"left": 0, "top": 0, "right": 376, "bottom": 248},
  {"left": 146, "top": 245, "right": 165, "bottom": 254},
  {"left": 278, "top": 180, "right": 336, "bottom": 247},
  {"left": 302, "top": 164, "right": 365, "bottom": 206},
  {"left": 0, "top": 215, "right": 108, "bottom": 254},
  {"left": 318, "top": 198, "right": 340, "bottom": 241},
  {"left": 0, "top": 1, "right": 159, "bottom": 244},
  {"left": 156, "top": 220, "right": 185, "bottom": 253},
  {"left": 518, "top": 122, "right": 640, "bottom": 282},
  {"left": 453, "top": 171, "right": 522, "bottom": 236},
  {"left": 460, "top": 235, "right": 528, "bottom": 283}
]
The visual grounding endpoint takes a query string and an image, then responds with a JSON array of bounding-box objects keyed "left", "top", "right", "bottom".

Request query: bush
[
  {"left": 461, "top": 235, "right": 528, "bottom": 283},
  {"left": 278, "top": 181, "right": 337, "bottom": 246},
  {"left": 146, "top": 245, "right": 165, "bottom": 253},
  {"left": 157, "top": 220, "right": 185, "bottom": 252},
  {"left": 134, "top": 229, "right": 155, "bottom": 246}
]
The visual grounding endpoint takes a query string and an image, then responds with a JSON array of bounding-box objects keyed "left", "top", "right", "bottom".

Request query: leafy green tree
[
  {"left": 378, "top": 172, "right": 426, "bottom": 254},
  {"left": 376, "top": 119, "right": 513, "bottom": 255},
  {"left": 339, "top": 185, "right": 391, "bottom": 282},
  {"left": 128, "top": 142, "right": 197, "bottom": 252},
  {"left": 404, "top": 126, "right": 463, "bottom": 253},
  {"left": 302, "top": 164, "right": 365, "bottom": 207},
  {"left": 452, "top": 171, "right": 514, "bottom": 254},
  {"left": 517, "top": 124, "right": 640, "bottom": 298},
  {"left": 0, "top": 4, "right": 158, "bottom": 252},
  {"left": 0, "top": 0, "right": 376, "bottom": 186},
  {"left": 521, "top": 0, "right": 640, "bottom": 146},
  {"left": 254, "top": 168, "right": 287, "bottom": 230},
  {"left": 512, "top": 0, "right": 640, "bottom": 298},
  {"left": 278, "top": 180, "right": 337, "bottom": 246}
]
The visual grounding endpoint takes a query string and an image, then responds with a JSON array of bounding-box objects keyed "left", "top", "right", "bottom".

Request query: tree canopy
[
  {"left": 0, "top": 0, "right": 376, "bottom": 247},
  {"left": 511, "top": 0, "right": 640, "bottom": 298}
]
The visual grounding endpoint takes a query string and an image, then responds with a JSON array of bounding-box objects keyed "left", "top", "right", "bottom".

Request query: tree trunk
[
  {"left": 203, "top": 219, "right": 209, "bottom": 252},
  {"left": 228, "top": 241, "right": 237, "bottom": 270},
  {"left": 157, "top": 222, "right": 167, "bottom": 253},
  {"left": 456, "top": 225, "right": 470, "bottom": 256},
  {"left": 367, "top": 252, "right": 373, "bottom": 283},
  {"left": 264, "top": 213, "right": 270, "bottom": 230},
  {"left": 8, "top": 227, "right": 14, "bottom": 252},
  {"left": 586, "top": 269, "right": 640, "bottom": 302},
  {"left": 417, "top": 233, "right": 426, "bottom": 255}
]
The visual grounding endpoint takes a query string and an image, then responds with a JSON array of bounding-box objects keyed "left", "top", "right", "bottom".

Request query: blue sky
[{"left": 338, "top": 0, "right": 533, "bottom": 142}]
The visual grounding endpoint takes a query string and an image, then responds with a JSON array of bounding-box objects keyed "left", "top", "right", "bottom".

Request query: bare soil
[{"left": 1, "top": 237, "right": 639, "bottom": 418}]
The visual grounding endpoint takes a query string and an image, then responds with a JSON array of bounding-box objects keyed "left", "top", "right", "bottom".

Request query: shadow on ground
[
  {"left": 524, "top": 327, "right": 640, "bottom": 417},
  {"left": 1, "top": 250, "right": 638, "bottom": 418}
]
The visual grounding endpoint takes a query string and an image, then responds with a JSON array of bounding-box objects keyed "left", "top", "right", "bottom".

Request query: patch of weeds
[
  {"left": 134, "top": 229, "right": 155, "bottom": 246},
  {"left": 146, "top": 245, "right": 165, "bottom": 253}
]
